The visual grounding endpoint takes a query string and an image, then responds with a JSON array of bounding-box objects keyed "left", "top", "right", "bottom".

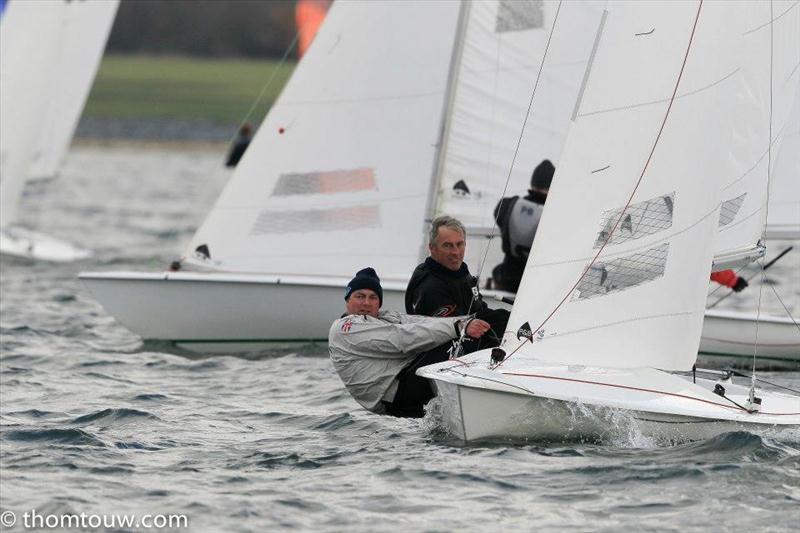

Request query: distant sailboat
[
  {"left": 419, "top": 0, "right": 800, "bottom": 442},
  {"left": 700, "top": 86, "right": 800, "bottom": 364},
  {"left": 0, "top": 0, "right": 118, "bottom": 262},
  {"left": 79, "top": 0, "right": 605, "bottom": 353}
]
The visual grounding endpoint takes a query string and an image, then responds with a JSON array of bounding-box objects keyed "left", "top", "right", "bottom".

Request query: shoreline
[{"left": 72, "top": 136, "right": 228, "bottom": 152}]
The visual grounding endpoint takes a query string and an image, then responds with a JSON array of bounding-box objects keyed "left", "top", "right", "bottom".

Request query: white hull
[
  {"left": 79, "top": 271, "right": 512, "bottom": 353},
  {"left": 699, "top": 309, "right": 800, "bottom": 366},
  {"left": 1, "top": 226, "right": 92, "bottom": 263},
  {"left": 419, "top": 353, "right": 800, "bottom": 443}
]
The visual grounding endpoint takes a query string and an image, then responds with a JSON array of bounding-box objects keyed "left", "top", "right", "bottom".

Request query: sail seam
[{"left": 577, "top": 68, "right": 738, "bottom": 119}]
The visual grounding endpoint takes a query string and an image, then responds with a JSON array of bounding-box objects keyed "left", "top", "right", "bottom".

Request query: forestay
[
  {"left": 29, "top": 0, "right": 119, "bottom": 179},
  {"left": 503, "top": 1, "right": 741, "bottom": 370},
  {"left": 713, "top": 0, "right": 800, "bottom": 267},
  {"left": 433, "top": 0, "right": 605, "bottom": 230},
  {"left": 185, "top": 1, "right": 460, "bottom": 281}
]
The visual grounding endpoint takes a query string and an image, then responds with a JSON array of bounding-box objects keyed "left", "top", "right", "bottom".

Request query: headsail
[
  {"left": 29, "top": 0, "right": 119, "bottom": 179},
  {"left": 432, "top": 0, "right": 606, "bottom": 231},
  {"left": 185, "top": 1, "right": 461, "bottom": 281},
  {"left": 1, "top": 1, "right": 67, "bottom": 228},
  {"left": 0, "top": 0, "right": 118, "bottom": 228},
  {"left": 504, "top": 1, "right": 744, "bottom": 370}
]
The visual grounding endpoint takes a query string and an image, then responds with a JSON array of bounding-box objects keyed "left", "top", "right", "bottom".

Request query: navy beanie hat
[
  {"left": 530, "top": 159, "right": 555, "bottom": 190},
  {"left": 345, "top": 267, "right": 383, "bottom": 306}
]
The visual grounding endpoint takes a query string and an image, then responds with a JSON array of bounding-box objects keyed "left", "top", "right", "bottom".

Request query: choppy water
[{"left": 1, "top": 144, "right": 799, "bottom": 532}]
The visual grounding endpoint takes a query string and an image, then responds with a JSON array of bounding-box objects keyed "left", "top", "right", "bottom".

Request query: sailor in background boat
[
  {"left": 710, "top": 269, "right": 748, "bottom": 292},
  {"left": 405, "top": 216, "right": 509, "bottom": 350},
  {"left": 490, "top": 159, "right": 554, "bottom": 293},
  {"left": 330, "top": 267, "right": 491, "bottom": 418},
  {"left": 224, "top": 122, "right": 253, "bottom": 167}
]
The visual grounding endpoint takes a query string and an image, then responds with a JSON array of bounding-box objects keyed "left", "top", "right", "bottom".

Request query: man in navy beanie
[
  {"left": 491, "top": 159, "right": 554, "bottom": 292},
  {"left": 329, "top": 267, "right": 491, "bottom": 418}
]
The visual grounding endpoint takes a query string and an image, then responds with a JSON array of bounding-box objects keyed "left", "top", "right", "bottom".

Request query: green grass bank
[{"left": 84, "top": 54, "right": 296, "bottom": 125}]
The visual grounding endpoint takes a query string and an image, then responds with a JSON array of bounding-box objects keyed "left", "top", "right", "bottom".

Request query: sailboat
[
  {"left": 418, "top": 0, "right": 800, "bottom": 442},
  {"left": 700, "top": 86, "right": 800, "bottom": 364},
  {"left": 79, "top": 0, "right": 605, "bottom": 353},
  {"left": 0, "top": 0, "right": 118, "bottom": 262}
]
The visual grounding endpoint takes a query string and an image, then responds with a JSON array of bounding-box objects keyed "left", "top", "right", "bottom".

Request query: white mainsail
[
  {"left": 433, "top": 0, "right": 605, "bottom": 231},
  {"left": 184, "top": 1, "right": 461, "bottom": 281},
  {"left": 713, "top": 0, "right": 800, "bottom": 267},
  {"left": 504, "top": 1, "right": 744, "bottom": 370},
  {"left": 0, "top": 0, "right": 118, "bottom": 228}
]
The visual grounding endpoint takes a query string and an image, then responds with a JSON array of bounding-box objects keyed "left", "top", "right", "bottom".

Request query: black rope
[{"left": 724, "top": 368, "right": 800, "bottom": 395}]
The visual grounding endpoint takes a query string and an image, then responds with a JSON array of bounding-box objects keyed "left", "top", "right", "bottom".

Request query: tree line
[{"left": 107, "top": 0, "right": 297, "bottom": 59}]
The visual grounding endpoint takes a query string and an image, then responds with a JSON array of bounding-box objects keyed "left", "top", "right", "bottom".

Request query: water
[{"left": 1, "top": 144, "right": 799, "bottom": 532}]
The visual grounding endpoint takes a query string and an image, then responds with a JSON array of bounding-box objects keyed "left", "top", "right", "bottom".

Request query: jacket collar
[
  {"left": 525, "top": 190, "right": 548, "bottom": 204},
  {"left": 425, "top": 256, "right": 471, "bottom": 279}
]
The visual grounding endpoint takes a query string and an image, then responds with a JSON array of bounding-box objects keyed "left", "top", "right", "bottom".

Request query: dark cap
[
  {"left": 345, "top": 267, "right": 383, "bottom": 306},
  {"left": 531, "top": 159, "right": 555, "bottom": 190}
]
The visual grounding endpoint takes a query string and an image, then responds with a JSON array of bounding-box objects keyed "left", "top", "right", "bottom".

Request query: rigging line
[
  {"left": 498, "top": 1, "right": 706, "bottom": 367},
  {"left": 768, "top": 281, "right": 800, "bottom": 333},
  {"left": 724, "top": 368, "right": 800, "bottom": 395},
  {"left": 470, "top": 0, "right": 564, "bottom": 294},
  {"left": 752, "top": 0, "right": 776, "bottom": 386},
  {"left": 234, "top": 31, "right": 300, "bottom": 142}
]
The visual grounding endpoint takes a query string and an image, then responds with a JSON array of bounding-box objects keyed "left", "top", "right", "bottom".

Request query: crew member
[
  {"left": 491, "top": 159, "right": 554, "bottom": 293},
  {"left": 330, "top": 267, "right": 491, "bottom": 418},
  {"left": 405, "top": 216, "right": 509, "bottom": 351},
  {"left": 710, "top": 269, "right": 748, "bottom": 292},
  {"left": 225, "top": 123, "right": 253, "bottom": 167}
]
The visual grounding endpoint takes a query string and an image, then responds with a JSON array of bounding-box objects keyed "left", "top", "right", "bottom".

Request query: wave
[
  {"left": 3, "top": 428, "right": 106, "bottom": 447},
  {"left": 70, "top": 408, "right": 158, "bottom": 425}
]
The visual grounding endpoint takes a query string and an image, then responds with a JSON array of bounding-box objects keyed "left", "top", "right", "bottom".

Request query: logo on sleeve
[
  {"left": 433, "top": 304, "right": 456, "bottom": 317},
  {"left": 341, "top": 318, "right": 353, "bottom": 333}
]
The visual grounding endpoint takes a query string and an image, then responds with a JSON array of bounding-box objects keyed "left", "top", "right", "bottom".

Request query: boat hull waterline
[
  {"left": 418, "top": 356, "right": 800, "bottom": 443},
  {"left": 699, "top": 309, "right": 800, "bottom": 363}
]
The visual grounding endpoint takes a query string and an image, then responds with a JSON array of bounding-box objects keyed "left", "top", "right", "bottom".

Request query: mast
[{"left": 418, "top": 0, "right": 471, "bottom": 263}]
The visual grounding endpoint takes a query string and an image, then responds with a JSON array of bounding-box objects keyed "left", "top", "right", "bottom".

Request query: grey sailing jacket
[{"left": 328, "top": 309, "right": 462, "bottom": 414}]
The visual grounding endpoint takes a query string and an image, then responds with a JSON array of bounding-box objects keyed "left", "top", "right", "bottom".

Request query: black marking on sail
[
  {"left": 516, "top": 321, "right": 534, "bottom": 342},
  {"left": 195, "top": 244, "right": 211, "bottom": 259},
  {"left": 591, "top": 165, "right": 610, "bottom": 173},
  {"left": 635, "top": 28, "right": 655, "bottom": 36},
  {"left": 453, "top": 180, "right": 471, "bottom": 195}
]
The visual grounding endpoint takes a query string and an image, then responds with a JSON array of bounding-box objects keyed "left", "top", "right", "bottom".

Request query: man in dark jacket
[
  {"left": 405, "top": 215, "right": 509, "bottom": 350},
  {"left": 491, "top": 159, "right": 554, "bottom": 292},
  {"left": 225, "top": 122, "right": 253, "bottom": 167}
]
